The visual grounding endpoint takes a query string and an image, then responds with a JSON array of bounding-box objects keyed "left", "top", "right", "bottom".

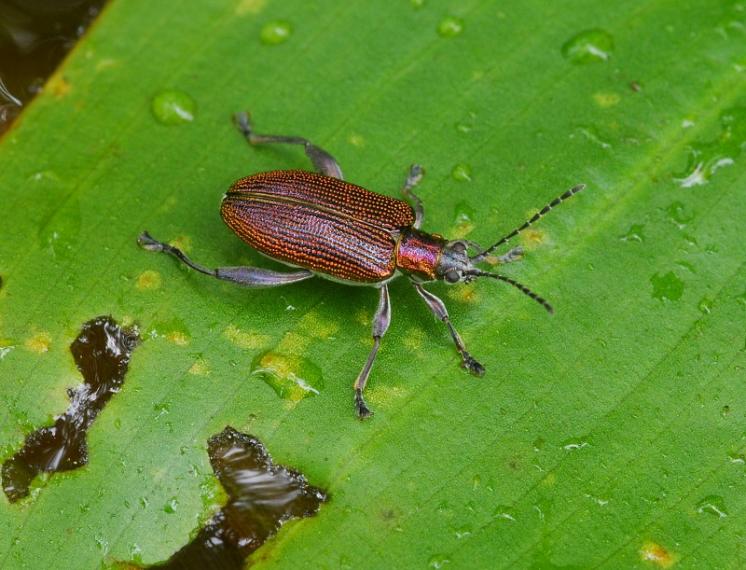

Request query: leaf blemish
[
  {"left": 24, "top": 331, "right": 52, "bottom": 354},
  {"left": 138, "top": 426, "right": 326, "bottom": 569},
  {"left": 136, "top": 270, "right": 162, "bottom": 290},
  {"left": 2, "top": 316, "right": 139, "bottom": 502},
  {"left": 640, "top": 541, "right": 677, "bottom": 567}
]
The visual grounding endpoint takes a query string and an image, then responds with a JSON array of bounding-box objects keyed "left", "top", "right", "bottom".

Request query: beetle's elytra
[{"left": 139, "top": 113, "right": 584, "bottom": 418}]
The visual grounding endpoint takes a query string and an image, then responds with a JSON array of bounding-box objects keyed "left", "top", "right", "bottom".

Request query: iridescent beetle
[{"left": 139, "top": 113, "right": 584, "bottom": 418}]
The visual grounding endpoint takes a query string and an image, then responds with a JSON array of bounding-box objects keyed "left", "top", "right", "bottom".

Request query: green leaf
[{"left": 1, "top": 0, "right": 745, "bottom": 568}]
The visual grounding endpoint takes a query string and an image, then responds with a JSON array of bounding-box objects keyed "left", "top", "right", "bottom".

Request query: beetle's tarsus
[
  {"left": 355, "top": 389, "right": 374, "bottom": 419},
  {"left": 233, "top": 111, "right": 253, "bottom": 138},
  {"left": 462, "top": 354, "right": 486, "bottom": 377},
  {"left": 137, "top": 231, "right": 165, "bottom": 252}
]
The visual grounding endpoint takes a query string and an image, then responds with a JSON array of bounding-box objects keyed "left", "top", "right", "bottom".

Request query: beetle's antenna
[
  {"left": 470, "top": 184, "right": 585, "bottom": 264},
  {"left": 467, "top": 270, "right": 554, "bottom": 314}
]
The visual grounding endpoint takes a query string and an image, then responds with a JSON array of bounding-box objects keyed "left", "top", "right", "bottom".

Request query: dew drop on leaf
[
  {"left": 437, "top": 16, "right": 464, "bottom": 37},
  {"left": 260, "top": 20, "right": 292, "bottom": 45},
  {"left": 151, "top": 90, "right": 196, "bottom": 125},
  {"left": 561, "top": 29, "right": 614, "bottom": 64}
]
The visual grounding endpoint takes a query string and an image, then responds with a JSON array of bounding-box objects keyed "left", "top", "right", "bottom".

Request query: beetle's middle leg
[
  {"left": 138, "top": 232, "right": 314, "bottom": 287},
  {"left": 234, "top": 112, "right": 343, "bottom": 180},
  {"left": 353, "top": 284, "right": 391, "bottom": 419},
  {"left": 401, "top": 164, "right": 425, "bottom": 229},
  {"left": 412, "top": 282, "right": 485, "bottom": 376}
]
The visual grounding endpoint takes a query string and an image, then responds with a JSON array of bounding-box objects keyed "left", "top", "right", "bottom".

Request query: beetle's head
[{"left": 436, "top": 240, "right": 476, "bottom": 284}]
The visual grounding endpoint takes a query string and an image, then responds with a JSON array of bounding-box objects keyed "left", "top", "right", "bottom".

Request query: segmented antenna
[
  {"left": 468, "top": 270, "right": 554, "bottom": 314},
  {"left": 470, "top": 184, "right": 585, "bottom": 263}
]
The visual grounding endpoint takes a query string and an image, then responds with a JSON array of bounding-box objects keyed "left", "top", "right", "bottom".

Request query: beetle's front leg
[
  {"left": 412, "top": 282, "right": 485, "bottom": 376},
  {"left": 138, "top": 232, "right": 314, "bottom": 287},
  {"left": 353, "top": 284, "right": 391, "bottom": 419},
  {"left": 234, "top": 112, "right": 344, "bottom": 180}
]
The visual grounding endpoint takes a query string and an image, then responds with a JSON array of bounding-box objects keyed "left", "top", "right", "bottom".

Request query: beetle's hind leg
[
  {"left": 234, "top": 112, "right": 344, "bottom": 180},
  {"left": 412, "top": 282, "right": 485, "bottom": 376},
  {"left": 401, "top": 164, "right": 425, "bottom": 229},
  {"left": 138, "top": 231, "right": 314, "bottom": 287},
  {"left": 353, "top": 284, "right": 392, "bottom": 419}
]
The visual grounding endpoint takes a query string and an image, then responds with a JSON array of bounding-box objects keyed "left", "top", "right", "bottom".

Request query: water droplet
[
  {"left": 0, "top": 343, "right": 15, "bottom": 360},
  {"left": 493, "top": 505, "right": 516, "bottom": 521},
  {"left": 675, "top": 107, "right": 745, "bottom": 187},
  {"left": 151, "top": 90, "right": 196, "bottom": 125},
  {"left": 620, "top": 223, "right": 645, "bottom": 242},
  {"left": 411, "top": 0, "right": 425, "bottom": 8},
  {"left": 454, "top": 525, "right": 472, "bottom": 539},
  {"left": 576, "top": 125, "right": 611, "bottom": 149},
  {"left": 666, "top": 201, "right": 695, "bottom": 228},
  {"left": 728, "top": 453, "right": 745, "bottom": 464},
  {"left": 429, "top": 555, "right": 451, "bottom": 569},
  {"left": 260, "top": 20, "right": 292, "bottom": 45},
  {"left": 451, "top": 201, "right": 476, "bottom": 238},
  {"left": 696, "top": 495, "right": 728, "bottom": 517},
  {"left": 438, "top": 16, "right": 464, "bottom": 37},
  {"left": 533, "top": 436, "right": 545, "bottom": 452},
  {"left": 451, "top": 163, "right": 472, "bottom": 182},
  {"left": 251, "top": 351, "right": 323, "bottom": 401},
  {"left": 471, "top": 474, "right": 481, "bottom": 490},
  {"left": 163, "top": 496, "right": 179, "bottom": 514},
  {"left": 698, "top": 297, "right": 713, "bottom": 315},
  {"left": 561, "top": 29, "right": 614, "bottom": 64},
  {"left": 561, "top": 438, "right": 589, "bottom": 451},
  {"left": 650, "top": 271, "right": 685, "bottom": 302}
]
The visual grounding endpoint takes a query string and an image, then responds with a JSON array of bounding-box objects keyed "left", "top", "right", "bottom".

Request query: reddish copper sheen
[
  {"left": 395, "top": 229, "right": 445, "bottom": 281},
  {"left": 221, "top": 170, "right": 417, "bottom": 282}
]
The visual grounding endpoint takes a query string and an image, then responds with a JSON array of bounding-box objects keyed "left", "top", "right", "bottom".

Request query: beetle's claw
[
  {"left": 137, "top": 231, "right": 165, "bottom": 252},
  {"left": 234, "top": 111, "right": 252, "bottom": 136},
  {"left": 462, "top": 354, "right": 485, "bottom": 377},
  {"left": 354, "top": 389, "right": 374, "bottom": 420}
]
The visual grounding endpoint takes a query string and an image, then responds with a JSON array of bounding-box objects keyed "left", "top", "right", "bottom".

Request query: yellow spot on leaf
[
  {"left": 355, "top": 309, "right": 370, "bottom": 326},
  {"left": 348, "top": 133, "right": 365, "bottom": 147},
  {"left": 540, "top": 472, "right": 556, "bottom": 487},
  {"left": 25, "top": 332, "right": 51, "bottom": 354},
  {"left": 235, "top": 0, "right": 266, "bottom": 15},
  {"left": 224, "top": 324, "right": 270, "bottom": 350},
  {"left": 593, "top": 91, "right": 620, "bottom": 107},
  {"left": 640, "top": 541, "right": 677, "bottom": 568},
  {"left": 188, "top": 358, "right": 210, "bottom": 376},
  {"left": 169, "top": 235, "right": 192, "bottom": 253},
  {"left": 402, "top": 327, "right": 426, "bottom": 352},
  {"left": 450, "top": 219, "right": 476, "bottom": 239},
  {"left": 368, "top": 384, "right": 408, "bottom": 407},
  {"left": 48, "top": 75, "right": 71, "bottom": 98},
  {"left": 447, "top": 283, "right": 479, "bottom": 303},
  {"left": 520, "top": 228, "right": 545, "bottom": 250},
  {"left": 137, "top": 270, "right": 161, "bottom": 290},
  {"left": 167, "top": 331, "right": 189, "bottom": 346}
]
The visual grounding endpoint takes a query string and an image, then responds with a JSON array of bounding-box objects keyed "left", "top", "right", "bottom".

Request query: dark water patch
[
  {"left": 0, "top": 0, "right": 107, "bottom": 133},
  {"left": 1, "top": 316, "right": 138, "bottom": 502},
  {"left": 151, "top": 426, "right": 327, "bottom": 569}
]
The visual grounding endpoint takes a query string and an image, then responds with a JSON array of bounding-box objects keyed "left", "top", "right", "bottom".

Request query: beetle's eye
[
  {"left": 445, "top": 270, "right": 460, "bottom": 283},
  {"left": 452, "top": 242, "right": 466, "bottom": 254}
]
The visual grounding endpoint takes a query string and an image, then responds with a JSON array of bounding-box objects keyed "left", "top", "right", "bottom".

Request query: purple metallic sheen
[{"left": 395, "top": 229, "right": 445, "bottom": 280}]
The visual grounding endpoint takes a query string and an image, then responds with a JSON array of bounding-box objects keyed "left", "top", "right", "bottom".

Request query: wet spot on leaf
[
  {"left": 650, "top": 271, "right": 685, "bottom": 302},
  {"left": 561, "top": 29, "right": 614, "bottom": 64},
  {"left": 146, "top": 427, "right": 326, "bottom": 569},
  {"left": 696, "top": 494, "right": 728, "bottom": 517},
  {"left": 620, "top": 224, "right": 645, "bottom": 242},
  {"left": 151, "top": 90, "right": 196, "bottom": 125},
  {"left": 260, "top": 21, "right": 292, "bottom": 45},
  {"left": 2, "top": 316, "right": 138, "bottom": 502},
  {"left": 640, "top": 541, "right": 677, "bottom": 568},
  {"left": 675, "top": 107, "right": 745, "bottom": 187},
  {"left": 251, "top": 351, "right": 323, "bottom": 402}
]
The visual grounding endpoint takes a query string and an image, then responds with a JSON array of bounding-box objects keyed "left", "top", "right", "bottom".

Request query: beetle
[{"left": 139, "top": 113, "right": 584, "bottom": 418}]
